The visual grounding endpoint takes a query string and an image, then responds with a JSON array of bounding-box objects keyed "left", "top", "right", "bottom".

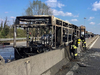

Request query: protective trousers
[
  {"left": 72, "top": 45, "right": 77, "bottom": 59},
  {"left": 83, "top": 42, "right": 86, "bottom": 50},
  {"left": 82, "top": 40, "right": 86, "bottom": 50}
]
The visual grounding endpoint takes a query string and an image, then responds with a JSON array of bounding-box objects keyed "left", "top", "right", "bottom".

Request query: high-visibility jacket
[
  {"left": 78, "top": 39, "right": 81, "bottom": 42},
  {"left": 82, "top": 40, "right": 84, "bottom": 42},
  {"left": 75, "top": 53, "right": 78, "bottom": 56},
  {"left": 84, "top": 42, "right": 86, "bottom": 44},
  {"left": 83, "top": 42, "right": 86, "bottom": 47},
  {"left": 72, "top": 45, "right": 77, "bottom": 49},
  {"left": 77, "top": 39, "right": 81, "bottom": 44},
  {"left": 29, "top": 36, "right": 31, "bottom": 42},
  {"left": 29, "top": 36, "right": 31, "bottom": 39}
]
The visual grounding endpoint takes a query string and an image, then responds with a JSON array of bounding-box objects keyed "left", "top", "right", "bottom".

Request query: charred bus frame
[{"left": 13, "top": 15, "right": 80, "bottom": 60}]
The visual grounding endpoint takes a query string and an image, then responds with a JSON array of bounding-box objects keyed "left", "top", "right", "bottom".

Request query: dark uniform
[
  {"left": 71, "top": 33, "right": 78, "bottom": 59},
  {"left": 81, "top": 35, "right": 86, "bottom": 50}
]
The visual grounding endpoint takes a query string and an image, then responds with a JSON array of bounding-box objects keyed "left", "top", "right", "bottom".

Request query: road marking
[
  {"left": 89, "top": 37, "right": 99, "bottom": 49},
  {"left": 66, "top": 71, "right": 73, "bottom": 75}
]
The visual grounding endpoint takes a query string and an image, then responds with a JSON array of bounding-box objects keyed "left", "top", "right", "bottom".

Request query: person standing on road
[
  {"left": 71, "top": 32, "right": 78, "bottom": 59},
  {"left": 81, "top": 35, "right": 86, "bottom": 50}
]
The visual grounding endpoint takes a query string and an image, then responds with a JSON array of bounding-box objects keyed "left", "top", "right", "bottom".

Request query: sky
[{"left": 0, "top": 0, "right": 100, "bottom": 34}]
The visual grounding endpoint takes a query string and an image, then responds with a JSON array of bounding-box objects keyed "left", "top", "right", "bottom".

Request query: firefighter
[
  {"left": 29, "top": 33, "right": 31, "bottom": 42},
  {"left": 83, "top": 41, "right": 86, "bottom": 50},
  {"left": 71, "top": 32, "right": 78, "bottom": 59},
  {"left": 72, "top": 44, "right": 77, "bottom": 59},
  {"left": 77, "top": 38, "right": 81, "bottom": 45},
  {"left": 81, "top": 35, "right": 84, "bottom": 42},
  {"left": 81, "top": 35, "right": 84, "bottom": 47},
  {"left": 81, "top": 35, "right": 86, "bottom": 50}
]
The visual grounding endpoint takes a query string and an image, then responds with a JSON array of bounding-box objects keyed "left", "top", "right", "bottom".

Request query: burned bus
[{"left": 13, "top": 15, "right": 84, "bottom": 60}]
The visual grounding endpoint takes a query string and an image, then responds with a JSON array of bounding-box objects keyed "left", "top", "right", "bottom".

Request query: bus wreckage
[{"left": 13, "top": 15, "right": 86, "bottom": 60}]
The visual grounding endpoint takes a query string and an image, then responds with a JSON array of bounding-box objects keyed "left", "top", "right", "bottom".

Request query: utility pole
[{"left": 84, "top": 17, "right": 86, "bottom": 26}]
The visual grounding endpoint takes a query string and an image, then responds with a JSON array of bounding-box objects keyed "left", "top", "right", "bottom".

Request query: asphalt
[{"left": 66, "top": 36, "right": 100, "bottom": 75}]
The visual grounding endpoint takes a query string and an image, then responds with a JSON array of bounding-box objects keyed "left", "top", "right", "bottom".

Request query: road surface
[{"left": 66, "top": 36, "right": 100, "bottom": 75}]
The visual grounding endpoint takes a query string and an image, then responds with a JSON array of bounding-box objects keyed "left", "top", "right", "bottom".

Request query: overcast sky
[{"left": 0, "top": 0, "right": 100, "bottom": 34}]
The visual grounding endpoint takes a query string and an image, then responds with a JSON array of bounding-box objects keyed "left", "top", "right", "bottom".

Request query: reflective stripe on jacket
[
  {"left": 29, "top": 36, "right": 31, "bottom": 39},
  {"left": 72, "top": 45, "right": 77, "bottom": 49},
  {"left": 75, "top": 53, "right": 78, "bottom": 56},
  {"left": 78, "top": 39, "right": 81, "bottom": 42}
]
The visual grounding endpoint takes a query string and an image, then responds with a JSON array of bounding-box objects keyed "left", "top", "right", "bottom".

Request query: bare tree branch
[{"left": 25, "top": 0, "right": 53, "bottom": 15}]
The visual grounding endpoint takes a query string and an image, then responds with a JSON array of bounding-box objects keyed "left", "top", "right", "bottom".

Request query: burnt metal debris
[{"left": 13, "top": 15, "right": 85, "bottom": 60}]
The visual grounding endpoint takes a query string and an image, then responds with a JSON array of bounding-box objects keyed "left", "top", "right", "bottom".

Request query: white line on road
[
  {"left": 89, "top": 37, "right": 99, "bottom": 49},
  {"left": 66, "top": 71, "right": 74, "bottom": 75}
]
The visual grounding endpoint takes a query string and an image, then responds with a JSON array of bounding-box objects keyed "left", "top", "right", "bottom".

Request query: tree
[
  {"left": 4, "top": 26, "right": 9, "bottom": 36},
  {"left": 4, "top": 17, "right": 8, "bottom": 29},
  {"left": 25, "top": 0, "right": 52, "bottom": 15},
  {"left": 0, "top": 21, "right": 3, "bottom": 31},
  {"left": 7, "top": 26, "right": 13, "bottom": 38},
  {"left": 2, "top": 17, "right": 10, "bottom": 37}
]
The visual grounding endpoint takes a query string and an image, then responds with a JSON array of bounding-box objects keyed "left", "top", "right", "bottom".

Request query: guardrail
[
  {"left": 0, "top": 38, "right": 26, "bottom": 41},
  {"left": 0, "top": 37, "right": 41, "bottom": 41},
  {"left": 0, "top": 37, "right": 91, "bottom": 42}
]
